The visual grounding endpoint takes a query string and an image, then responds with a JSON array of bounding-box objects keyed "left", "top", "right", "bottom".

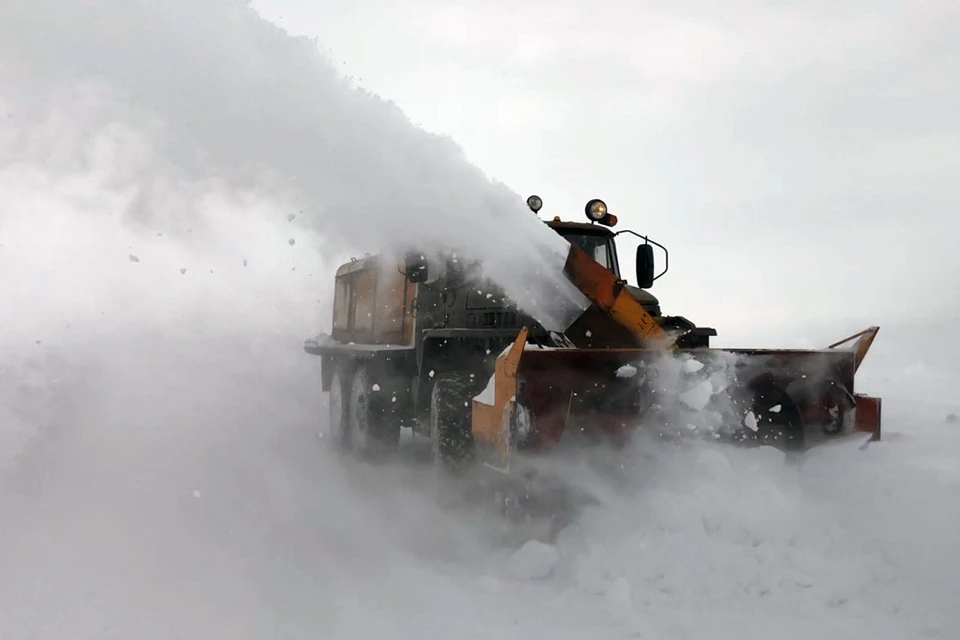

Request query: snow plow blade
[
  {"left": 472, "top": 243, "right": 881, "bottom": 466},
  {"left": 472, "top": 325, "right": 882, "bottom": 468}
]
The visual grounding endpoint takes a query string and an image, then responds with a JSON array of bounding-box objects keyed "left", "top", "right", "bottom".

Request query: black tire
[
  {"left": 325, "top": 367, "right": 351, "bottom": 451},
  {"left": 347, "top": 367, "right": 401, "bottom": 460},
  {"left": 430, "top": 373, "right": 482, "bottom": 474}
]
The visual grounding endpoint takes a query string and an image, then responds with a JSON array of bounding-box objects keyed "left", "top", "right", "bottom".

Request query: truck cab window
[{"left": 560, "top": 232, "right": 616, "bottom": 273}]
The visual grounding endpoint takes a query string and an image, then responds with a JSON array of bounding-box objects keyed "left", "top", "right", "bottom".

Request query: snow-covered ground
[{"left": 0, "top": 316, "right": 958, "bottom": 639}]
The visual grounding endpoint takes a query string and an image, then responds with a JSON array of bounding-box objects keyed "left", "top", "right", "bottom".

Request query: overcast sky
[
  {"left": 254, "top": 0, "right": 959, "bottom": 339},
  {"left": 1, "top": 0, "right": 957, "bottom": 351}
]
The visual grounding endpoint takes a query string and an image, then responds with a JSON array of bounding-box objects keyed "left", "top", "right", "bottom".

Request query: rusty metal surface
[
  {"left": 854, "top": 394, "right": 882, "bottom": 438},
  {"left": 826, "top": 326, "right": 880, "bottom": 373},
  {"left": 505, "top": 344, "right": 861, "bottom": 451},
  {"left": 518, "top": 345, "right": 857, "bottom": 380}
]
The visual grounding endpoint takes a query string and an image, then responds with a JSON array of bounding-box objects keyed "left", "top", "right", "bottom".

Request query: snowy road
[{"left": 1, "top": 331, "right": 957, "bottom": 639}]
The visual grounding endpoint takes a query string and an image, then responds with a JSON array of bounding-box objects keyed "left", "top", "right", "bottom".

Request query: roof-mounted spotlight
[
  {"left": 527, "top": 194, "right": 543, "bottom": 213},
  {"left": 585, "top": 198, "right": 618, "bottom": 227},
  {"left": 585, "top": 198, "right": 607, "bottom": 221}
]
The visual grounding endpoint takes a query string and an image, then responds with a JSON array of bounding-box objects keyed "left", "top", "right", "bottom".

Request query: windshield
[{"left": 558, "top": 231, "right": 618, "bottom": 274}]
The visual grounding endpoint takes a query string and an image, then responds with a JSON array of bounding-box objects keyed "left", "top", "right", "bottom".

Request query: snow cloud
[
  {"left": 255, "top": 0, "right": 960, "bottom": 339},
  {"left": 0, "top": 0, "right": 589, "bottom": 333}
]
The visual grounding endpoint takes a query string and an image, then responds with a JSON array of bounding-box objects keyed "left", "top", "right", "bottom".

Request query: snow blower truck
[{"left": 305, "top": 196, "right": 882, "bottom": 479}]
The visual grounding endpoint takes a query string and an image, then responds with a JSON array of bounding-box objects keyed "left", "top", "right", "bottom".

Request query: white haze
[
  {"left": 2, "top": 1, "right": 960, "bottom": 639},
  {"left": 0, "top": 0, "right": 589, "bottom": 333}
]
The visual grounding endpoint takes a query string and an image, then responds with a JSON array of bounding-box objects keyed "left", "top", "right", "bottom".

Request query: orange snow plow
[
  {"left": 308, "top": 194, "right": 882, "bottom": 539},
  {"left": 308, "top": 194, "right": 881, "bottom": 483},
  {"left": 471, "top": 240, "right": 882, "bottom": 471}
]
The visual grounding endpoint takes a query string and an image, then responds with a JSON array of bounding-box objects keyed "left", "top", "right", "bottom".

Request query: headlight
[
  {"left": 585, "top": 198, "right": 607, "bottom": 221},
  {"left": 527, "top": 194, "right": 543, "bottom": 213}
]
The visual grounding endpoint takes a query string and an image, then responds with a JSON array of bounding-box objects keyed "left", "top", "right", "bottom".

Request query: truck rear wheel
[
  {"left": 430, "top": 373, "right": 480, "bottom": 474},
  {"left": 348, "top": 367, "right": 401, "bottom": 460}
]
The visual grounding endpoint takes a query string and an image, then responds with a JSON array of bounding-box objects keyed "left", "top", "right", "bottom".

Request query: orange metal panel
[
  {"left": 854, "top": 394, "right": 882, "bottom": 440},
  {"left": 472, "top": 327, "right": 529, "bottom": 466},
  {"left": 330, "top": 255, "right": 419, "bottom": 346},
  {"left": 352, "top": 268, "right": 377, "bottom": 337},
  {"left": 371, "top": 263, "right": 412, "bottom": 345},
  {"left": 562, "top": 245, "right": 619, "bottom": 309},
  {"left": 332, "top": 274, "right": 350, "bottom": 335},
  {"left": 562, "top": 245, "right": 670, "bottom": 345},
  {"left": 827, "top": 326, "right": 880, "bottom": 373}
]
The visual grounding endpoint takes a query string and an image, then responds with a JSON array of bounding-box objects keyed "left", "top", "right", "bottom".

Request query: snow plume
[
  {"left": 0, "top": 0, "right": 588, "bottom": 332},
  {"left": 0, "top": 2, "right": 579, "bottom": 635},
  {"left": 629, "top": 350, "right": 749, "bottom": 442},
  {"left": 0, "top": 118, "right": 505, "bottom": 636},
  {"left": 608, "top": 343, "right": 867, "bottom": 445}
]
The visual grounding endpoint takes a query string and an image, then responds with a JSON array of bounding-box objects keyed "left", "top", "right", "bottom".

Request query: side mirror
[
  {"left": 404, "top": 252, "right": 429, "bottom": 283},
  {"left": 635, "top": 244, "right": 654, "bottom": 289}
]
